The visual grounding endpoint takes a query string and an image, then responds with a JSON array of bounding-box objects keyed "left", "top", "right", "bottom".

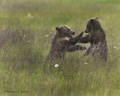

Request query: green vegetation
[{"left": 0, "top": 0, "right": 120, "bottom": 96}]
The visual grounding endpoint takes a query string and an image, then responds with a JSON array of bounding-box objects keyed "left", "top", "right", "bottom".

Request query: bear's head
[
  {"left": 56, "top": 25, "right": 75, "bottom": 38},
  {"left": 85, "top": 18, "right": 102, "bottom": 33}
]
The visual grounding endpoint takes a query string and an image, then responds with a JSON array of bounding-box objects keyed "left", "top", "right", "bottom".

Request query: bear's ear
[
  {"left": 56, "top": 26, "right": 61, "bottom": 31},
  {"left": 90, "top": 19, "right": 95, "bottom": 25},
  {"left": 96, "top": 17, "right": 98, "bottom": 20}
]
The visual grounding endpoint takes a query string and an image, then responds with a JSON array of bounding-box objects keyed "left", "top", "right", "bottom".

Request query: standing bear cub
[
  {"left": 71, "top": 18, "right": 108, "bottom": 61},
  {"left": 46, "top": 25, "right": 86, "bottom": 62}
]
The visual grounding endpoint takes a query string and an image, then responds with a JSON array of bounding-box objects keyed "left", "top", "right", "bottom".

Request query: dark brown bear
[
  {"left": 71, "top": 18, "right": 108, "bottom": 61},
  {"left": 46, "top": 25, "right": 86, "bottom": 63}
]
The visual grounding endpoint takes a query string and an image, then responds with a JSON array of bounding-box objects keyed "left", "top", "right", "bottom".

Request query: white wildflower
[
  {"left": 116, "top": 47, "right": 119, "bottom": 49},
  {"left": 54, "top": 64, "right": 59, "bottom": 68},
  {"left": 28, "top": 40, "right": 31, "bottom": 43},
  {"left": 113, "top": 46, "right": 119, "bottom": 49},
  {"left": 45, "top": 34, "right": 49, "bottom": 37},
  {"left": 24, "top": 35, "right": 26, "bottom": 38},
  {"left": 113, "top": 46, "right": 117, "bottom": 49},
  {"left": 84, "top": 62, "right": 88, "bottom": 65},
  {"left": 28, "top": 13, "right": 34, "bottom": 18}
]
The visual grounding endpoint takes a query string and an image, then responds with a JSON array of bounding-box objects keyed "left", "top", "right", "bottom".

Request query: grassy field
[{"left": 0, "top": 0, "right": 120, "bottom": 96}]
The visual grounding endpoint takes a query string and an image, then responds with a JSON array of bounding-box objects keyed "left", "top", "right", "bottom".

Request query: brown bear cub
[
  {"left": 46, "top": 25, "right": 86, "bottom": 62},
  {"left": 71, "top": 18, "right": 108, "bottom": 61}
]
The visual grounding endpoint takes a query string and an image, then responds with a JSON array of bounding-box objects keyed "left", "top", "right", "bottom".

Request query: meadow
[{"left": 0, "top": 0, "right": 120, "bottom": 96}]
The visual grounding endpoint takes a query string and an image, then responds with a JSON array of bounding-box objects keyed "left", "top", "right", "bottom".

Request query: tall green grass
[{"left": 0, "top": 0, "right": 120, "bottom": 96}]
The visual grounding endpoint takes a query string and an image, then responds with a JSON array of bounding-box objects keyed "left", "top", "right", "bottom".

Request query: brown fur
[
  {"left": 71, "top": 18, "right": 108, "bottom": 61},
  {"left": 46, "top": 25, "right": 86, "bottom": 63}
]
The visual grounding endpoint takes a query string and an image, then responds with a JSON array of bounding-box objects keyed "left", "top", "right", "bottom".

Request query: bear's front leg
[
  {"left": 70, "top": 32, "right": 84, "bottom": 45},
  {"left": 67, "top": 45, "right": 86, "bottom": 52}
]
